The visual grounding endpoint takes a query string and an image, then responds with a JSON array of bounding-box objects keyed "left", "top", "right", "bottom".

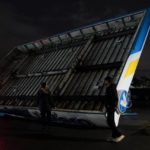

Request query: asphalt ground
[{"left": 0, "top": 106, "right": 150, "bottom": 150}]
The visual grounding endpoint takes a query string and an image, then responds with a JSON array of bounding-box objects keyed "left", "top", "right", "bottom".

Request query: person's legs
[
  {"left": 107, "top": 108, "right": 122, "bottom": 138},
  {"left": 41, "top": 111, "right": 46, "bottom": 122},
  {"left": 47, "top": 110, "right": 51, "bottom": 123},
  {"left": 40, "top": 110, "right": 47, "bottom": 129},
  {"left": 41, "top": 110, "right": 51, "bottom": 134},
  {"left": 41, "top": 110, "right": 51, "bottom": 133}
]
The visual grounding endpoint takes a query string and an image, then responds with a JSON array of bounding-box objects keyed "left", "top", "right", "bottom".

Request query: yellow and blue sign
[
  {"left": 117, "top": 8, "right": 150, "bottom": 93},
  {"left": 124, "top": 8, "right": 150, "bottom": 79}
]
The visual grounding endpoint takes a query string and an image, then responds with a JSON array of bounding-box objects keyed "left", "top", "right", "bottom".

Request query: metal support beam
[
  {"left": 80, "top": 29, "right": 85, "bottom": 38},
  {"left": 15, "top": 69, "right": 68, "bottom": 78},
  {"left": 56, "top": 35, "right": 95, "bottom": 94},
  {"left": 32, "top": 43, "right": 39, "bottom": 51},
  {"left": 95, "top": 27, "right": 136, "bottom": 41},
  {"left": 67, "top": 33, "right": 73, "bottom": 40},
  {"left": 106, "top": 22, "right": 111, "bottom": 30},
  {"left": 76, "top": 62, "right": 122, "bottom": 72},
  {"left": 58, "top": 35, "right": 63, "bottom": 44},
  {"left": 24, "top": 45, "right": 30, "bottom": 52},
  {"left": 122, "top": 18, "right": 127, "bottom": 27},
  {"left": 92, "top": 26, "right": 97, "bottom": 33},
  {"left": 48, "top": 38, "right": 53, "bottom": 44}
]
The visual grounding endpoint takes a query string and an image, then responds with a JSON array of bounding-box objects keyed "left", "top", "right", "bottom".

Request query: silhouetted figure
[
  {"left": 104, "top": 76, "right": 125, "bottom": 142},
  {"left": 37, "top": 82, "right": 53, "bottom": 125}
]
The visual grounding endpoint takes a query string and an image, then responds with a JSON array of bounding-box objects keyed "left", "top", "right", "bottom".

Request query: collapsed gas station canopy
[{"left": 0, "top": 8, "right": 150, "bottom": 113}]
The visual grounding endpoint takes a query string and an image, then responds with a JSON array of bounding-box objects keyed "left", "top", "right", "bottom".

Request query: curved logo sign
[{"left": 118, "top": 90, "right": 128, "bottom": 113}]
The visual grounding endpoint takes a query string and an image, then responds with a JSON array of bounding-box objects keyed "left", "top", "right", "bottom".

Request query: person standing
[
  {"left": 37, "top": 82, "right": 54, "bottom": 124},
  {"left": 104, "top": 76, "right": 125, "bottom": 142}
]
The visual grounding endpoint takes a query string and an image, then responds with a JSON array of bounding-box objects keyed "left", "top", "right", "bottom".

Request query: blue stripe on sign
[{"left": 130, "top": 8, "right": 150, "bottom": 55}]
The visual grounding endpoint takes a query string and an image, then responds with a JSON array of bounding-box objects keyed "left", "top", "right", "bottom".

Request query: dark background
[{"left": 0, "top": 0, "right": 150, "bottom": 77}]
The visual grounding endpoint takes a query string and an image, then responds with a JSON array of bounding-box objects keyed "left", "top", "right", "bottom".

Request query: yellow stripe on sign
[{"left": 124, "top": 58, "right": 140, "bottom": 78}]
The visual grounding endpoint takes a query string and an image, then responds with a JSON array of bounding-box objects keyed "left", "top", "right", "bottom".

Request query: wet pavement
[{"left": 0, "top": 106, "right": 150, "bottom": 150}]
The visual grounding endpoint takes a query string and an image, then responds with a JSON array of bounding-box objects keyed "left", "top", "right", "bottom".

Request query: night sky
[{"left": 0, "top": 0, "right": 150, "bottom": 77}]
